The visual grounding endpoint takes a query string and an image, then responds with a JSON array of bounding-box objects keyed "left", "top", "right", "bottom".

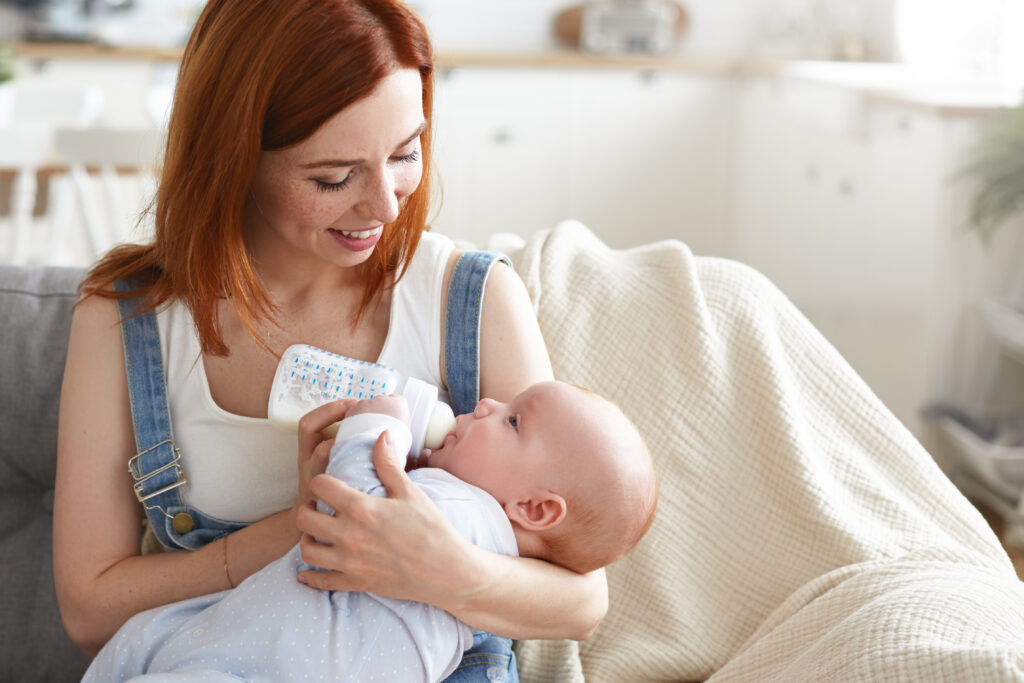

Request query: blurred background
[{"left": 1, "top": 0, "right": 1024, "bottom": 542}]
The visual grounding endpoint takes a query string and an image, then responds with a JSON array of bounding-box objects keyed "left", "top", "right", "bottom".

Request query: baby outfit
[{"left": 83, "top": 412, "right": 518, "bottom": 682}]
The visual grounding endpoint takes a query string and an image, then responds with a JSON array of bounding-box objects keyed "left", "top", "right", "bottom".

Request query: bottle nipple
[
  {"left": 403, "top": 377, "right": 455, "bottom": 457},
  {"left": 423, "top": 401, "right": 456, "bottom": 450}
]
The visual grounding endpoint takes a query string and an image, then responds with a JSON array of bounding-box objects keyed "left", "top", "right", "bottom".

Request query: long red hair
[{"left": 80, "top": 0, "right": 435, "bottom": 356}]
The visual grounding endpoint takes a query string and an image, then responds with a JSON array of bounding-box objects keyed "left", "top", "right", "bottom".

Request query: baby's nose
[{"left": 473, "top": 398, "right": 498, "bottom": 418}]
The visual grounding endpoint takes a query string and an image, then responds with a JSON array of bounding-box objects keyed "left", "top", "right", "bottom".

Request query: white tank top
[{"left": 156, "top": 232, "right": 455, "bottom": 522}]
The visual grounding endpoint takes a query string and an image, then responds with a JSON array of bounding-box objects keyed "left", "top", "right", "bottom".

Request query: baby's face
[{"left": 426, "top": 382, "right": 577, "bottom": 502}]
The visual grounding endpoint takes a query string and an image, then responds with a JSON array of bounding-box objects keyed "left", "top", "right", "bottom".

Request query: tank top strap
[{"left": 444, "top": 251, "right": 512, "bottom": 416}]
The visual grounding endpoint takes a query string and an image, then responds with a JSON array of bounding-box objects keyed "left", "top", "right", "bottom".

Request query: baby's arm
[
  {"left": 323, "top": 395, "right": 413, "bottom": 493},
  {"left": 303, "top": 396, "right": 415, "bottom": 575}
]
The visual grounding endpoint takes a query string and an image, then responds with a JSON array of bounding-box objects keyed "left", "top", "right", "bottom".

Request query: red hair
[{"left": 80, "top": 0, "right": 435, "bottom": 355}]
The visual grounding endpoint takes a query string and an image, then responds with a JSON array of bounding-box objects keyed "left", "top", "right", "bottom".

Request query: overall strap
[
  {"left": 114, "top": 280, "right": 192, "bottom": 545},
  {"left": 444, "top": 250, "right": 511, "bottom": 416}
]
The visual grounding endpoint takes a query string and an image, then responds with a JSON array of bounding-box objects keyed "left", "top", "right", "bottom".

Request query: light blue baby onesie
[{"left": 83, "top": 414, "right": 518, "bottom": 683}]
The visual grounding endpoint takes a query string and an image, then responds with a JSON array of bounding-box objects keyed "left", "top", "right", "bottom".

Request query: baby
[{"left": 84, "top": 380, "right": 657, "bottom": 682}]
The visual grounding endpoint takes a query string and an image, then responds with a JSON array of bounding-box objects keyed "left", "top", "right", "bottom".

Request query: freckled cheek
[
  {"left": 284, "top": 189, "right": 354, "bottom": 228},
  {"left": 397, "top": 163, "right": 424, "bottom": 198}
]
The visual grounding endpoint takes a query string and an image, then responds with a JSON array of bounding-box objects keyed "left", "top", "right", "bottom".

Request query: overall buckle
[{"left": 128, "top": 439, "right": 188, "bottom": 517}]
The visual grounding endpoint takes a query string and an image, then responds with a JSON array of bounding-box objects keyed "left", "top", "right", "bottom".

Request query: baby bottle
[{"left": 267, "top": 343, "right": 456, "bottom": 458}]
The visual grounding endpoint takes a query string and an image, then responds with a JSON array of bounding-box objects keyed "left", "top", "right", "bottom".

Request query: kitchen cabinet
[
  {"left": 727, "top": 75, "right": 1002, "bottom": 433},
  {"left": 730, "top": 76, "right": 943, "bottom": 309},
  {"left": 431, "top": 68, "right": 574, "bottom": 244},
  {"left": 431, "top": 66, "right": 733, "bottom": 255}
]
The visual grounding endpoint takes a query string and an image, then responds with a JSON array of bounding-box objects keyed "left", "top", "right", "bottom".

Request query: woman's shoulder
[{"left": 71, "top": 290, "right": 122, "bottom": 332}]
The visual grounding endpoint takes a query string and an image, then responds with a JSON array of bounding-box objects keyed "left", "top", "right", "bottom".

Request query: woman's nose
[{"left": 356, "top": 167, "right": 399, "bottom": 224}]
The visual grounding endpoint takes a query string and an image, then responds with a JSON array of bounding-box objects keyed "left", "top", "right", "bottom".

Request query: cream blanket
[{"left": 506, "top": 222, "right": 1024, "bottom": 682}]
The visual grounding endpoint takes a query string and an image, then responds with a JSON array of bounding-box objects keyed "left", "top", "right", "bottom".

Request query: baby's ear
[{"left": 504, "top": 493, "right": 567, "bottom": 531}]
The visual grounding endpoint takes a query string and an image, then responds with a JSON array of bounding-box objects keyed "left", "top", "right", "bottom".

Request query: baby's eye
[{"left": 507, "top": 415, "right": 518, "bottom": 430}]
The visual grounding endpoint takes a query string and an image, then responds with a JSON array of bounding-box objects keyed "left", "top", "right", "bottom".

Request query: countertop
[{"left": 12, "top": 41, "right": 1022, "bottom": 116}]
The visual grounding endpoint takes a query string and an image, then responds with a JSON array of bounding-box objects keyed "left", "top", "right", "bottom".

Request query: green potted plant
[
  {"left": 0, "top": 43, "right": 14, "bottom": 84},
  {"left": 0, "top": 43, "right": 15, "bottom": 124},
  {"left": 961, "top": 103, "right": 1024, "bottom": 245}
]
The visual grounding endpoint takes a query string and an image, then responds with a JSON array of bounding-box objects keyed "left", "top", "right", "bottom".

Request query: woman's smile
[{"left": 327, "top": 225, "right": 384, "bottom": 251}]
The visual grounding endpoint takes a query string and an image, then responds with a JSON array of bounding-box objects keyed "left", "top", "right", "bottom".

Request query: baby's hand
[{"left": 346, "top": 394, "right": 411, "bottom": 425}]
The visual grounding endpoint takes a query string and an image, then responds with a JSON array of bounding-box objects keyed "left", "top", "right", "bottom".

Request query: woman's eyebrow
[{"left": 300, "top": 120, "right": 427, "bottom": 169}]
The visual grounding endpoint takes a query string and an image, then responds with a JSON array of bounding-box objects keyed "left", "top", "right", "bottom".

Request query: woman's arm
[
  {"left": 473, "top": 259, "right": 554, "bottom": 401},
  {"left": 53, "top": 295, "right": 306, "bottom": 655},
  {"left": 296, "top": 257, "right": 609, "bottom": 640},
  {"left": 463, "top": 259, "right": 609, "bottom": 638}
]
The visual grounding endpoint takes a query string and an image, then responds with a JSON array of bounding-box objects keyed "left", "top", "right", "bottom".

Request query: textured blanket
[{"left": 506, "top": 222, "right": 1024, "bottom": 682}]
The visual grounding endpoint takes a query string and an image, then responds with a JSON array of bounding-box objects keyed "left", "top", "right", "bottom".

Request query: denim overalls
[{"left": 115, "top": 250, "right": 518, "bottom": 682}]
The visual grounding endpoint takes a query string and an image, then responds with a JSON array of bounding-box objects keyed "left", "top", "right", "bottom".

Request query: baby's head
[{"left": 427, "top": 381, "right": 657, "bottom": 573}]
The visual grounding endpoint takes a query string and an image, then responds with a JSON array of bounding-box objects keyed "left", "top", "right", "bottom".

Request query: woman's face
[{"left": 247, "top": 68, "right": 425, "bottom": 269}]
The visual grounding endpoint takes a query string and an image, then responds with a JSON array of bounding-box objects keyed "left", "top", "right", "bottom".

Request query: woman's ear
[{"left": 504, "top": 493, "right": 567, "bottom": 531}]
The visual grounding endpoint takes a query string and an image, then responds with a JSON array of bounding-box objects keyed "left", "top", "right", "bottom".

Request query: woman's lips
[{"left": 328, "top": 226, "right": 383, "bottom": 251}]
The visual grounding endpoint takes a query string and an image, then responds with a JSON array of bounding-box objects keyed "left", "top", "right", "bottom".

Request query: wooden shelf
[{"left": 11, "top": 41, "right": 1017, "bottom": 115}]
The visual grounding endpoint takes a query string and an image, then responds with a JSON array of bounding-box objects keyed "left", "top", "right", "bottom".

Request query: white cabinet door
[
  {"left": 728, "top": 76, "right": 957, "bottom": 431},
  {"left": 431, "top": 68, "right": 574, "bottom": 244},
  {"left": 431, "top": 67, "right": 732, "bottom": 253},
  {"left": 730, "top": 77, "right": 944, "bottom": 310},
  {"left": 565, "top": 70, "right": 733, "bottom": 254}
]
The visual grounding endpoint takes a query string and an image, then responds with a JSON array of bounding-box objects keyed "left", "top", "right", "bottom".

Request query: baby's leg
[{"left": 82, "top": 592, "right": 226, "bottom": 682}]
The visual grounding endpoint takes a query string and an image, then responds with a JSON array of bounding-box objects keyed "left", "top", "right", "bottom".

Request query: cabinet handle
[{"left": 492, "top": 129, "right": 515, "bottom": 145}]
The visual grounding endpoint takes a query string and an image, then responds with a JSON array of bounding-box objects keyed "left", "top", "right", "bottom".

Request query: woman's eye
[
  {"left": 313, "top": 175, "right": 353, "bottom": 193},
  {"left": 507, "top": 415, "right": 518, "bottom": 429},
  {"left": 391, "top": 149, "right": 420, "bottom": 165}
]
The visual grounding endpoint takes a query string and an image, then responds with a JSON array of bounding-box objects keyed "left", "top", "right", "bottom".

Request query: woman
[{"left": 52, "top": 0, "right": 607, "bottom": 679}]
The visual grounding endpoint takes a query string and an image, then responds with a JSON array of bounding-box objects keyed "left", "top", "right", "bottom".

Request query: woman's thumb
[{"left": 374, "top": 430, "right": 413, "bottom": 496}]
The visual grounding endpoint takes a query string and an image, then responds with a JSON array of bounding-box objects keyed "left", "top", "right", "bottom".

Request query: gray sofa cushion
[{"left": 0, "top": 265, "right": 91, "bottom": 682}]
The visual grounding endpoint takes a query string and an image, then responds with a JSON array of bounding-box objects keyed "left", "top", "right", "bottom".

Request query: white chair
[
  {"left": 10, "top": 81, "right": 104, "bottom": 129},
  {"left": 51, "top": 126, "right": 162, "bottom": 265},
  {"left": 0, "top": 123, "right": 53, "bottom": 266},
  {"left": 0, "top": 81, "right": 107, "bottom": 265}
]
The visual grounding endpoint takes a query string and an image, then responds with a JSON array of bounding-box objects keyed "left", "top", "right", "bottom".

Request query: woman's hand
[
  {"left": 295, "top": 431, "right": 475, "bottom": 608},
  {"left": 295, "top": 399, "right": 356, "bottom": 512}
]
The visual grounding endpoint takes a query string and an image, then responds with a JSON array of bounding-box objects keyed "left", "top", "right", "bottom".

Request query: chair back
[{"left": 50, "top": 126, "right": 161, "bottom": 264}]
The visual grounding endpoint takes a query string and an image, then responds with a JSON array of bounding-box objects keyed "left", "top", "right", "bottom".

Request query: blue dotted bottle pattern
[{"left": 283, "top": 345, "right": 400, "bottom": 407}]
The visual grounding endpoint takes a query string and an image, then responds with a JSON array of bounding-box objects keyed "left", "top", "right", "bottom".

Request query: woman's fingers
[
  {"left": 293, "top": 432, "right": 472, "bottom": 604},
  {"left": 298, "top": 475, "right": 357, "bottom": 536},
  {"left": 296, "top": 568, "right": 336, "bottom": 591},
  {"left": 372, "top": 430, "right": 417, "bottom": 499},
  {"left": 297, "top": 399, "right": 355, "bottom": 459},
  {"left": 310, "top": 440, "right": 331, "bottom": 474}
]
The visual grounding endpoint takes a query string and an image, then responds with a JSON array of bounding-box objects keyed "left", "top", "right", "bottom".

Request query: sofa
[
  {"left": 3, "top": 221, "right": 1024, "bottom": 682},
  {"left": 1, "top": 264, "right": 91, "bottom": 681}
]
